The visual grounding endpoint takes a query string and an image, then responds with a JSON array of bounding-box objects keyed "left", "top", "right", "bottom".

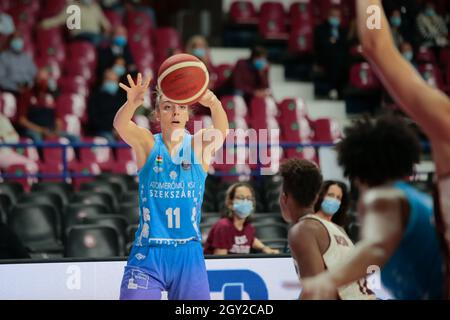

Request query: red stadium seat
[
  {"left": 66, "top": 41, "right": 97, "bottom": 68},
  {"left": 229, "top": 1, "right": 259, "bottom": 24},
  {"left": 439, "top": 48, "right": 450, "bottom": 68},
  {"left": 104, "top": 10, "right": 123, "bottom": 29},
  {"left": 258, "top": 2, "right": 288, "bottom": 40},
  {"left": 15, "top": 138, "right": 40, "bottom": 163},
  {"left": 63, "top": 60, "right": 94, "bottom": 82},
  {"left": 79, "top": 137, "right": 115, "bottom": 172},
  {"left": 248, "top": 96, "right": 279, "bottom": 129},
  {"left": 220, "top": 95, "right": 249, "bottom": 122},
  {"left": 3, "top": 164, "right": 38, "bottom": 191},
  {"left": 58, "top": 76, "right": 89, "bottom": 97},
  {"left": 289, "top": 1, "right": 315, "bottom": 29},
  {"left": 154, "top": 28, "right": 182, "bottom": 68},
  {"left": 39, "top": 0, "right": 67, "bottom": 19},
  {"left": 42, "top": 137, "right": 79, "bottom": 171},
  {"left": 288, "top": 23, "right": 314, "bottom": 55},
  {"left": 214, "top": 63, "right": 234, "bottom": 90},
  {"left": 126, "top": 10, "right": 153, "bottom": 32},
  {"left": 278, "top": 98, "right": 310, "bottom": 128},
  {"left": 61, "top": 114, "right": 82, "bottom": 136},
  {"left": 313, "top": 118, "right": 341, "bottom": 143},
  {"left": 349, "top": 62, "right": 381, "bottom": 91},
  {"left": 55, "top": 93, "right": 87, "bottom": 125},
  {"left": 415, "top": 47, "right": 437, "bottom": 64}
]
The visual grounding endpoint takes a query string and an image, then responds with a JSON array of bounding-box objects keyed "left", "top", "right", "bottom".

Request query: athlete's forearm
[
  {"left": 328, "top": 240, "right": 389, "bottom": 288},
  {"left": 357, "top": 0, "right": 394, "bottom": 55},
  {"left": 113, "top": 101, "right": 140, "bottom": 131},
  {"left": 207, "top": 96, "right": 229, "bottom": 141}
]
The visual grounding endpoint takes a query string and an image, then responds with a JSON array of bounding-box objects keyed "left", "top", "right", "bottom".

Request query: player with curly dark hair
[
  {"left": 279, "top": 159, "right": 375, "bottom": 300},
  {"left": 301, "top": 115, "right": 445, "bottom": 300}
]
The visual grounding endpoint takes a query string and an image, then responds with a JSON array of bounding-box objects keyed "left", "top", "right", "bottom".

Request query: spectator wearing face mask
[
  {"left": 388, "top": 9, "right": 416, "bottom": 48},
  {"left": 314, "top": 6, "right": 349, "bottom": 100},
  {"left": 97, "top": 25, "right": 136, "bottom": 79},
  {"left": 228, "top": 46, "right": 271, "bottom": 105},
  {"left": 416, "top": 1, "right": 448, "bottom": 48},
  {"left": 17, "top": 68, "right": 79, "bottom": 144},
  {"left": 313, "top": 180, "right": 350, "bottom": 229},
  {"left": 87, "top": 69, "right": 127, "bottom": 142},
  {"left": 399, "top": 42, "right": 417, "bottom": 68},
  {"left": 185, "top": 35, "right": 218, "bottom": 90},
  {"left": 0, "top": 11, "right": 15, "bottom": 51},
  {"left": 204, "top": 183, "right": 279, "bottom": 255},
  {"left": 40, "top": 0, "right": 111, "bottom": 46},
  {"left": 0, "top": 31, "right": 37, "bottom": 94}
]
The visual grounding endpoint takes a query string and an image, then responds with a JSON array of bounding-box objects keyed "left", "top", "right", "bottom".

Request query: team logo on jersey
[
  {"left": 334, "top": 235, "right": 349, "bottom": 246},
  {"left": 156, "top": 155, "right": 163, "bottom": 165},
  {"left": 181, "top": 160, "right": 191, "bottom": 170},
  {"left": 153, "top": 166, "right": 163, "bottom": 173},
  {"left": 169, "top": 170, "right": 178, "bottom": 180}
]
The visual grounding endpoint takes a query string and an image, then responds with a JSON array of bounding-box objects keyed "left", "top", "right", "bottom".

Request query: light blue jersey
[
  {"left": 381, "top": 181, "right": 444, "bottom": 299},
  {"left": 134, "top": 132, "right": 206, "bottom": 246}
]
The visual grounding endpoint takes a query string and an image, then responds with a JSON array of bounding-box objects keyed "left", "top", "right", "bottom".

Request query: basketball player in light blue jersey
[{"left": 114, "top": 73, "right": 228, "bottom": 300}]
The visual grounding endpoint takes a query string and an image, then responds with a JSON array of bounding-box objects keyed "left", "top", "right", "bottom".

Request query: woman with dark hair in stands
[
  {"left": 314, "top": 180, "right": 349, "bottom": 228},
  {"left": 204, "top": 182, "right": 279, "bottom": 255}
]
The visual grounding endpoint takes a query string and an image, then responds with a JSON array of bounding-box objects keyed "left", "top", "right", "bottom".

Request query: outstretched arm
[
  {"left": 193, "top": 90, "right": 229, "bottom": 171},
  {"left": 357, "top": 0, "right": 450, "bottom": 143},
  {"left": 301, "top": 189, "right": 405, "bottom": 299},
  {"left": 113, "top": 73, "right": 154, "bottom": 169}
]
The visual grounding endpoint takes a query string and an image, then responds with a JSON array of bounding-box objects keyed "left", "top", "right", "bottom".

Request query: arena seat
[
  {"left": 229, "top": 1, "right": 259, "bottom": 25},
  {"left": 415, "top": 47, "right": 437, "bottom": 64},
  {"left": 9, "top": 204, "right": 63, "bottom": 253},
  {"left": 65, "top": 225, "right": 122, "bottom": 258},
  {"left": 313, "top": 118, "right": 341, "bottom": 143},
  {"left": 70, "top": 191, "right": 114, "bottom": 213},
  {"left": 288, "top": 23, "right": 314, "bottom": 55},
  {"left": 0, "top": 194, "right": 12, "bottom": 224},
  {"left": 418, "top": 63, "right": 446, "bottom": 92},
  {"left": 104, "top": 10, "right": 124, "bottom": 29},
  {"left": 31, "top": 182, "right": 73, "bottom": 206},
  {"left": 349, "top": 62, "right": 381, "bottom": 91},
  {"left": 0, "top": 182, "right": 24, "bottom": 205},
  {"left": 119, "top": 202, "right": 140, "bottom": 225},
  {"left": 83, "top": 215, "right": 128, "bottom": 252},
  {"left": 289, "top": 1, "right": 315, "bottom": 29},
  {"left": 253, "top": 222, "right": 288, "bottom": 240},
  {"left": 126, "top": 10, "right": 153, "bottom": 32},
  {"left": 64, "top": 203, "right": 110, "bottom": 231},
  {"left": 154, "top": 27, "right": 182, "bottom": 68},
  {"left": 258, "top": 2, "right": 288, "bottom": 40}
]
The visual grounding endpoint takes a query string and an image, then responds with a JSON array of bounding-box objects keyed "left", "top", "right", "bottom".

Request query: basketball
[{"left": 157, "top": 53, "right": 209, "bottom": 105}]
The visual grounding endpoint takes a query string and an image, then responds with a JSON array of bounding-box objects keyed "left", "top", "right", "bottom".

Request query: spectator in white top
[
  {"left": 416, "top": 1, "right": 448, "bottom": 47},
  {"left": 40, "top": 0, "right": 111, "bottom": 46}
]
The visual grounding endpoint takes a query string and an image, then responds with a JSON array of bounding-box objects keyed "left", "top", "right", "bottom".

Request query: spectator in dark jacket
[
  {"left": 314, "top": 6, "right": 349, "bottom": 100},
  {"left": 228, "top": 46, "right": 271, "bottom": 105},
  {"left": 97, "top": 25, "right": 136, "bottom": 80},
  {"left": 88, "top": 69, "right": 127, "bottom": 142}
]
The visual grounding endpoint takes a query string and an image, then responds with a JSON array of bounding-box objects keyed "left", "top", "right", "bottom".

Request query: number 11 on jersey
[{"left": 166, "top": 207, "right": 180, "bottom": 229}]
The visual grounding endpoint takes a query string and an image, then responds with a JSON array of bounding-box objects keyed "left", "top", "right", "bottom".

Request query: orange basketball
[{"left": 157, "top": 53, "right": 209, "bottom": 105}]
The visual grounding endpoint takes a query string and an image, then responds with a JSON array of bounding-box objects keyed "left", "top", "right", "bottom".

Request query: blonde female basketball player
[{"left": 114, "top": 73, "right": 228, "bottom": 299}]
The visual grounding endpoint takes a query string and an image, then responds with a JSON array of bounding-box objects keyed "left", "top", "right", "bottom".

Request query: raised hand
[{"left": 119, "top": 73, "right": 152, "bottom": 108}]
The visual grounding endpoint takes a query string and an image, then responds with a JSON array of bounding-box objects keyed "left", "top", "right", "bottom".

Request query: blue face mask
[
  {"left": 425, "top": 8, "right": 435, "bottom": 17},
  {"left": 390, "top": 16, "right": 402, "bottom": 27},
  {"left": 328, "top": 17, "right": 340, "bottom": 27},
  {"left": 403, "top": 51, "right": 413, "bottom": 62},
  {"left": 10, "top": 38, "right": 24, "bottom": 52},
  {"left": 48, "top": 78, "right": 57, "bottom": 92},
  {"left": 253, "top": 58, "right": 267, "bottom": 71},
  {"left": 233, "top": 199, "right": 254, "bottom": 218},
  {"left": 192, "top": 47, "right": 206, "bottom": 59},
  {"left": 102, "top": 80, "right": 119, "bottom": 95},
  {"left": 321, "top": 197, "right": 341, "bottom": 216},
  {"left": 112, "top": 64, "right": 126, "bottom": 76},
  {"left": 113, "top": 36, "right": 127, "bottom": 47}
]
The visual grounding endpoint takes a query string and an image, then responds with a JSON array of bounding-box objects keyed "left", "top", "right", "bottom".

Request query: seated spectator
[
  {"left": 97, "top": 25, "right": 136, "bottom": 79},
  {"left": 204, "top": 183, "right": 280, "bottom": 255},
  {"left": 389, "top": 9, "right": 414, "bottom": 48},
  {"left": 40, "top": 0, "right": 111, "bottom": 46},
  {"left": 313, "top": 180, "right": 349, "bottom": 228},
  {"left": 17, "top": 68, "right": 78, "bottom": 144},
  {"left": 0, "top": 113, "right": 38, "bottom": 173},
  {"left": 399, "top": 41, "right": 417, "bottom": 67},
  {"left": 0, "top": 11, "right": 15, "bottom": 51},
  {"left": 124, "top": 0, "right": 157, "bottom": 28},
  {"left": 185, "top": 35, "right": 217, "bottom": 90},
  {"left": 0, "top": 31, "right": 37, "bottom": 94},
  {"left": 314, "top": 6, "right": 349, "bottom": 100},
  {"left": 416, "top": 1, "right": 448, "bottom": 47},
  {"left": 0, "top": 222, "right": 31, "bottom": 259},
  {"left": 87, "top": 68, "right": 126, "bottom": 142},
  {"left": 228, "top": 46, "right": 271, "bottom": 105}
]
